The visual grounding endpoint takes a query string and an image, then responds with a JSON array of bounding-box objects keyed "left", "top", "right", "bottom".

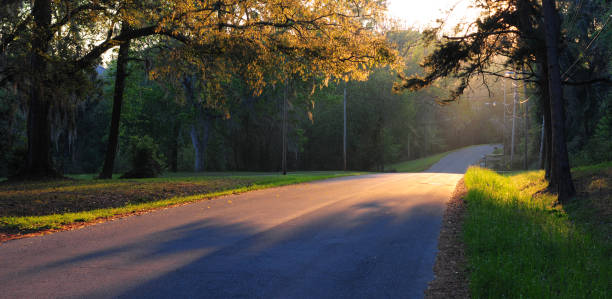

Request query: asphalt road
[{"left": 0, "top": 145, "right": 496, "bottom": 299}]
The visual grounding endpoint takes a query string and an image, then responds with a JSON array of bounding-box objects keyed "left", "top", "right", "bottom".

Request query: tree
[
  {"left": 392, "top": 0, "right": 607, "bottom": 201},
  {"left": 99, "top": 24, "right": 131, "bottom": 179},
  {"left": 2, "top": 0, "right": 395, "bottom": 179},
  {"left": 542, "top": 0, "right": 575, "bottom": 202}
]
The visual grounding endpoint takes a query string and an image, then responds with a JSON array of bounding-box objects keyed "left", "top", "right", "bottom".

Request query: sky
[{"left": 386, "top": 0, "right": 481, "bottom": 30}]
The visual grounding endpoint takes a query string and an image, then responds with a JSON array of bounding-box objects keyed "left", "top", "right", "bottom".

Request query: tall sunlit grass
[{"left": 463, "top": 167, "right": 611, "bottom": 298}]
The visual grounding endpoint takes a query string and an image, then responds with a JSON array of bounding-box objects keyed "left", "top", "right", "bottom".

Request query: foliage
[
  {"left": 120, "top": 136, "right": 165, "bottom": 178},
  {"left": 572, "top": 111, "right": 612, "bottom": 165},
  {"left": 1, "top": 0, "right": 398, "bottom": 178},
  {"left": 0, "top": 90, "right": 25, "bottom": 177},
  {"left": 0, "top": 28, "right": 503, "bottom": 175},
  {"left": 463, "top": 167, "right": 611, "bottom": 298}
]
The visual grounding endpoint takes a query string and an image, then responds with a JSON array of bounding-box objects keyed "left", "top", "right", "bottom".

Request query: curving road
[{"left": 0, "top": 145, "right": 496, "bottom": 298}]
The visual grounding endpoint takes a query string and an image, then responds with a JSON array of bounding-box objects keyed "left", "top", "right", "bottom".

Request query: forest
[
  {"left": 1, "top": 2, "right": 610, "bottom": 298},
  {"left": 0, "top": 0, "right": 610, "bottom": 202}
]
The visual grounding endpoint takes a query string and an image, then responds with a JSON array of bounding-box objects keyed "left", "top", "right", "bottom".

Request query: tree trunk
[
  {"left": 99, "top": 27, "right": 130, "bottom": 179},
  {"left": 545, "top": 106, "right": 553, "bottom": 180},
  {"left": 182, "top": 75, "right": 210, "bottom": 172},
  {"left": 19, "top": 0, "right": 58, "bottom": 179},
  {"left": 523, "top": 67, "right": 529, "bottom": 170},
  {"left": 542, "top": 0, "right": 576, "bottom": 202},
  {"left": 282, "top": 81, "right": 288, "bottom": 175},
  {"left": 539, "top": 65, "right": 553, "bottom": 180},
  {"left": 190, "top": 118, "right": 209, "bottom": 172},
  {"left": 539, "top": 117, "right": 545, "bottom": 169},
  {"left": 169, "top": 121, "right": 180, "bottom": 172}
]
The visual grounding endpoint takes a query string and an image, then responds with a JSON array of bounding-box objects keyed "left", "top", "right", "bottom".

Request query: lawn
[
  {"left": 463, "top": 165, "right": 611, "bottom": 298},
  {"left": 0, "top": 171, "right": 365, "bottom": 236}
]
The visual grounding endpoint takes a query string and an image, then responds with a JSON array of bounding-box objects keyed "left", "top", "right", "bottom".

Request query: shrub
[{"left": 120, "top": 136, "right": 165, "bottom": 179}]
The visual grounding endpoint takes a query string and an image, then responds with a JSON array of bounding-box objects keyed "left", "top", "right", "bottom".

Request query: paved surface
[{"left": 0, "top": 145, "right": 495, "bottom": 298}]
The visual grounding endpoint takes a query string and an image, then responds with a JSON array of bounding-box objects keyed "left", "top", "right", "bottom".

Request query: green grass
[
  {"left": 570, "top": 161, "right": 612, "bottom": 174},
  {"left": 386, "top": 145, "right": 485, "bottom": 172},
  {"left": 386, "top": 152, "right": 450, "bottom": 172},
  {"left": 463, "top": 167, "right": 611, "bottom": 298},
  {"left": 0, "top": 171, "right": 364, "bottom": 234}
]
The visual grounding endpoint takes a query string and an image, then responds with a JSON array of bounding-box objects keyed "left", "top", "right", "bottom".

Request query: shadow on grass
[{"left": 463, "top": 187, "right": 611, "bottom": 298}]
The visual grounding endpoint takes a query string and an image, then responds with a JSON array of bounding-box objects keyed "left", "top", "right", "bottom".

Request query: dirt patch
[
  {"left": 0, "top": 178, "right": 252, "bottom": 217},
  {"left": 424, "top": 178, "right": 470, "bottom": 299},
  {"left": 0, "top": 195, "right": 221, "bottom": 243},
  {"left": 568, "top": 168, "right": 612, "bottom": 242}
]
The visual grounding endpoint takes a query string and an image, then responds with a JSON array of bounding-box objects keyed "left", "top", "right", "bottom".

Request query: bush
[
  {"left": 573, "top": 112, "right": 612, "bottom": 166},
  {"left": 120, "top": 136, "right": 165, "bottom": 179},
  {"left": 3, "top": 147, "right": 27, "bottom": 177}
]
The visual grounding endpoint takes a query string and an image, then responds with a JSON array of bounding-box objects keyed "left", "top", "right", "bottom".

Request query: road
[{"left": 0, "top": 145, "right": 496, "bottom": 298}]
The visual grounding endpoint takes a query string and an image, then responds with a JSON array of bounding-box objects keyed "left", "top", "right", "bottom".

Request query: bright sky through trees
[{"left": 386, "top": 0, "right": 481, "bottom": 30}]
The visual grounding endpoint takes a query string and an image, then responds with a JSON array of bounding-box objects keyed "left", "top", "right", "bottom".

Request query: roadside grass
[
  {"left": 386, "top": 151, "right": 451, "bottom": 172},
  {"left": 386, "top": 144, "right": 488, "bottom": 172},
  {"left": 0, "top": 171, "right": 364, "bottom": 234},
  {"left": 564, "top": 161, "right": 612, "bottom": 242},
  {"left": 463, "top": 166, "right": 611, "bottom": 298}
]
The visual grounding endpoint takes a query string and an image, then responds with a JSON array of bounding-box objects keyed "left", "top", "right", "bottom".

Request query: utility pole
[
  {"left": 282, "top": 80, "right": 288, "bottom": 175},
  {"left": 343, "top": 82, "right": 347, "bottom": 171},
  {"left": 503, "top": 76, "right": 506, "bottom": 159}
]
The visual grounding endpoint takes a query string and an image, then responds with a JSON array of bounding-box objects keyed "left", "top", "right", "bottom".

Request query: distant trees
[{"left": 2, "top": 28, "right": 499, "bottom": 176}]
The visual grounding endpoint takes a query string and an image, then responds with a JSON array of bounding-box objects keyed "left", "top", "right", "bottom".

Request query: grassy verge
[
  {"left": 386, "top": 152, "right": 452, "bottom": 172},
  {"left": 463, "top": 166, "right": 611, "bottom": 298},
  {"left": 0, "top": 171, "right": 364, "bottom": 235},
  {"left": 386, "top": 145, "right": 485, "bottom": 172}
]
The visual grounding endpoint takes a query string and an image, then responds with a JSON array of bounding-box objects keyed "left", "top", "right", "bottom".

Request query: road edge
[
  {"left": 424, "top": 178, "right": 470, "bottom": 299},
  {"left": 0, "top": 173, "right": 364, "bottom": 244}
]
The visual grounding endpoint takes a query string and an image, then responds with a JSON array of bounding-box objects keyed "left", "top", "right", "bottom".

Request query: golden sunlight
[{"left": 386, "top": 0, "right": 481, "bottom": 30}]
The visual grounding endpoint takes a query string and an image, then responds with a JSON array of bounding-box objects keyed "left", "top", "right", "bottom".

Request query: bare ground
[{"left": 424, "top": 178, "right": 470, "bottom": 299}]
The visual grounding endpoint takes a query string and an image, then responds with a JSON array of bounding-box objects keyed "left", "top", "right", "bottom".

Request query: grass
[
  {"left": 386, "top": 144, "right": 486, "bottom": 172},
  {"left": 463, "top": 166, "right": 611, "bottom": 298},
  {"left": 386, "top": 151, "right": 451, "bottom": 172},
  {"left": 0, "top": 171, "right": 364, "bottom": 234}
]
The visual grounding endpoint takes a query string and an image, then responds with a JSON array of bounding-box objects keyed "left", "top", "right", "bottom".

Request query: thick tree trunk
[
  {"left": 18, "top": 0, "right": 59, "bottom": 179},
  {"left": 99, "top": 29, "right": 130, "bottom": 179},
  {"left": 544, "top": 100, "right": 553, "bottom": 180},
  {"left": 542, "top": 0, "right": 576, "bottom": 202},
  {"left": 538, "top": 63, "right": 554, "bottom": 179}
]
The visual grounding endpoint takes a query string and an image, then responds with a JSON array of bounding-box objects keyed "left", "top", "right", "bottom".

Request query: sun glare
[{"left": 386, "top": 0, "right": 481, "bottom": 31}]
